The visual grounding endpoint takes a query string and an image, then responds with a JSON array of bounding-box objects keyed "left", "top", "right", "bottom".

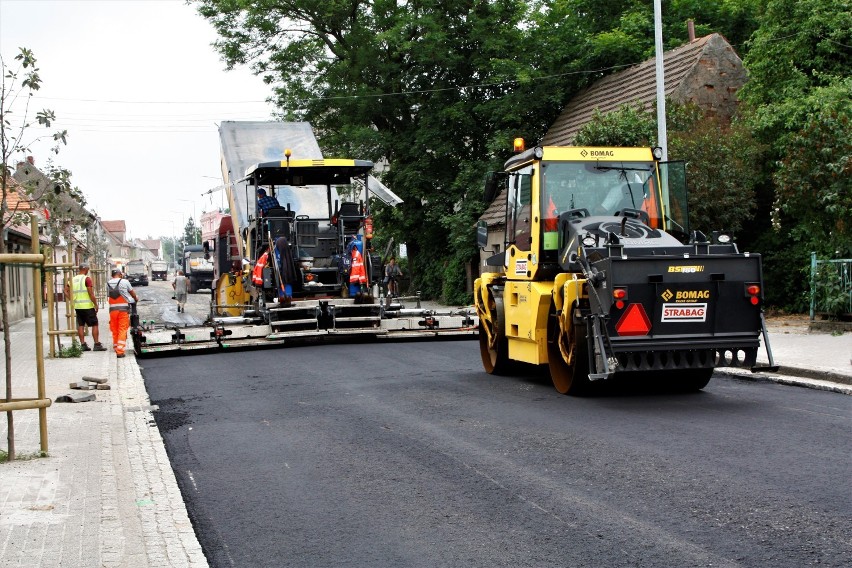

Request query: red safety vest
[
  {"left": 252, "top": 252, "right": 269, "bottom": 286},
  {"left": 349, "top": 247, "right": 367, "bottom": 285}
]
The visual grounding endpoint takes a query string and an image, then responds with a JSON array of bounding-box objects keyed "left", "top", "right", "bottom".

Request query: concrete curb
[{"left": 717, "top": 367, "right": 852, "bottom": 395}]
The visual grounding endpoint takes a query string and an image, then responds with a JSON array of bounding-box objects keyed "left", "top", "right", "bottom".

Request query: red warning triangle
[{"left": 615, "top": 303, "right": 651, "bottom": 336}]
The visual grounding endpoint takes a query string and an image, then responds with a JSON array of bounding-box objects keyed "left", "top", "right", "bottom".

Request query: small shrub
[
  {"left": 813, "top": 265, "right": 849, "bottom": 320},
  {"left": 0, "top": 449, "right": 48, "bottom": 463},
  {"left": 58, "top": 338, "right": 83, "bottom": 358}
]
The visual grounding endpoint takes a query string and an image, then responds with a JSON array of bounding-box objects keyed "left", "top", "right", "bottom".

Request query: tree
[
  {"left": 160, "top": 235, "right": 185, "bottom": 268},
  {"left": 738, "top": 0, "right": 851, "bottom": 310},
  {"left": 1, "top": 48, "right": 68, "bottom": 460},
  {"left": 196, "top": 0, "right": 581, "bottom": 300},
  {"left": 193, "top": 0, "right": 769, "bottom": 301},
  {"left": 183, "top": 217, "right": 200, "bottom": 247}
]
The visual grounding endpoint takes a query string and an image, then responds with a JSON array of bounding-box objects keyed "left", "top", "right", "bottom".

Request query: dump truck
[
  {"left": 151, "top": 259, "right": 168, "bottom": 281},
  {"left": 474, "top": 142, "right": 777, "bottom": 394},
  {"left": 183, "top": 244, "right": 215, "bottom": 292},
  {"left": 125, "top": 259, "right": 148, "bottom": 287},
  {"left": 129, "top": 121, "right": 477, "bottom": 356}
]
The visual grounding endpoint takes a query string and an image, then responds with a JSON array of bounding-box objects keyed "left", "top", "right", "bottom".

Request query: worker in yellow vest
[{"left": 64, "top": 263, "right": 106, "bottom": 352}]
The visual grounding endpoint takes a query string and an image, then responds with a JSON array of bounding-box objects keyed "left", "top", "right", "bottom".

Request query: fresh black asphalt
[{"left": 140, "top": 340, "right": 851, "bottom": 567}]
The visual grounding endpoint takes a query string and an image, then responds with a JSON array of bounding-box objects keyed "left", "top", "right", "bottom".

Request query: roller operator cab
[{"left": 474, "top": 143, "right": 777, "bottom": 395}]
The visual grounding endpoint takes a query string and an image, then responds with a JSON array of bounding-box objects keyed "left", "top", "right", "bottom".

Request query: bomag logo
[
  {"left": 661, "top": 289, "right": 711, "bottom": 301},
  {"left": 676, "top": 290, "right": 710, "bottom": 300},
  {"left": 668, "top": 265, "right": 704, "bottom": 273},
  {"left": 590, "top": 150, "right": 614, "bottom": 157}
]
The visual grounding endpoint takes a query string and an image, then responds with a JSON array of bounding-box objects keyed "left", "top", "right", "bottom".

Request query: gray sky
[{"left": 0, "top": 0, "right": 276, "bottom": 241}]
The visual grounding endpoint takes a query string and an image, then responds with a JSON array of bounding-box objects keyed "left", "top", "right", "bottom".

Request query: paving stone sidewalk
[{"left": 0, "top": 308, "right": 207, "bottom": 567}]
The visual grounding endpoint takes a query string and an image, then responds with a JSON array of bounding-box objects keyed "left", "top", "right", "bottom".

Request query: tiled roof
[
  {"left": 480, "top": 188, "right": 507, "bottom": 228},
  {"left": 542, "top": 33, "right": 743, "bottom": 146},
  {"left": 4, "top": 176, "right": 42, "bottom": 240},
  {"left": 101, "top": 220, "right": 126, "bottom": 233},
  {"left": 1, "top": 177, "right": 35, "bottom": 215},
  {"left": 140, "top": 239, "right": 161, "bottom": 251}
]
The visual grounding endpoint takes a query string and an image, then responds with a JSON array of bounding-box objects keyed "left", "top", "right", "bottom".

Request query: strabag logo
[
  {"left": 515, "top": 260, "right": 528, "bottom": 275},
  {"left": 661, "top": 303, "right": 707, "bottom": 322},
  {"left": 668, "top": 265, "right": 704, "bottom": 273}
]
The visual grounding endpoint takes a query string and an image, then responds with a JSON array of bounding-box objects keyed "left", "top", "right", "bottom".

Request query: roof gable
[
  {"left": 101, "top": 220, "right": 126, "bottom": 233},
  {"left": 542, "top": 33, "right": 745, "bottom": 146}
]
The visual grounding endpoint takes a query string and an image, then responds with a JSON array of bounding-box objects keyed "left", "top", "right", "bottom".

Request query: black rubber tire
[
  {"left": 547, "top": 306, "right": 591, "bottom": 395},
  {"left": 676, "top": 368, "right": 714, "bottom": 392}
]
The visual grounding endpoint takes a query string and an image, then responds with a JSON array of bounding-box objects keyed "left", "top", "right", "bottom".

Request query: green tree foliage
[
  {"left": 539, "top": 0, "right": 765, "bottom": 80},
  {"left": 771, "top": 80, "right": 851, "bottom": 258},
  {"left": 194, "top": 0, "right": 852, "bottom": 317},
  {"left": 196, "top": 0, "right": 581, "bottom": 300},
  {"left": 574, "top": 105, "right": 657, "bottom": 147},
  {"left": 737, "top": 0, "right": 851, "bottom": 309},
  {"left": 739, "top": 0, "right": 851, "bottom": 150},
  {"left": 668, "top": 109, "right": 762, "bottom": 237},
  {"left": 160, "top": 236, "right": 184, "bottom": 268},
  {"left": 183, "top": 217, "right": 200, "bottom": 247}
]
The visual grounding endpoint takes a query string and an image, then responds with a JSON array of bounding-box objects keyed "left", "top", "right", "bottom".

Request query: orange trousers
[{"left": 109, "top": 310, "right": 130, "bottom": 356}]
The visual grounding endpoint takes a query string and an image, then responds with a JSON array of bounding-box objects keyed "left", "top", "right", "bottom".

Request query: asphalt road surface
[
  {"left": 139, "top": 340, "right": 852, "bottom": 568},
  {"left": 133, "top": 277, "right": 212, "bottom": 327}
]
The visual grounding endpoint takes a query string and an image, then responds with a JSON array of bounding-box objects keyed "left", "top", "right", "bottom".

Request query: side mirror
[
  {"left": 483, "top": 172, "right": 507, "bottom": 203},
  {"left": 476, "top": 220, "right": 489, "bottom": 249}
]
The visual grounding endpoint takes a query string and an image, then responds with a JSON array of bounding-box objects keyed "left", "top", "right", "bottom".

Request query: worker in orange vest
[
  {"left": 349, "top": 242, "right": 367, "bottom": 293},
  {"left": 252, "top": 249, "right": 269, "bottom": 287},
  {"left": 106, "top": 268, "right": 138, "bottom": 358}
]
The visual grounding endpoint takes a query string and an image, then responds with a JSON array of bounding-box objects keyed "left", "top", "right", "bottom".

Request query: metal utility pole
[{"left": 654, "top": 0, "right": 668, "bottom": 161}]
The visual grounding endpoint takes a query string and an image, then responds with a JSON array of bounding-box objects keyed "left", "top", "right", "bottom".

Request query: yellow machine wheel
[
  {"left": 478, "top": 291, "right": 508, "bottom": 375},
  {"left": 479, "top": 320, "right": 509, "bottom": 375},
  {"left": 546, "top": 306, "right": 590, "bottom": 395}
]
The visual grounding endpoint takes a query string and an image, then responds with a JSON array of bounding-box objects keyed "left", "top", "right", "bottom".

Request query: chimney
[
  {"left": 26, "top": 156, "right": 35, "bottom": 165},
  {"left": 688, "top": 20, "right": 696, "bottom": 42}
]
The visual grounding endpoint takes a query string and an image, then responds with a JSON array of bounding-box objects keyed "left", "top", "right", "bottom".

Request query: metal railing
[{"left": 809, "top": 252, "right": 852, "bottom": 320}]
